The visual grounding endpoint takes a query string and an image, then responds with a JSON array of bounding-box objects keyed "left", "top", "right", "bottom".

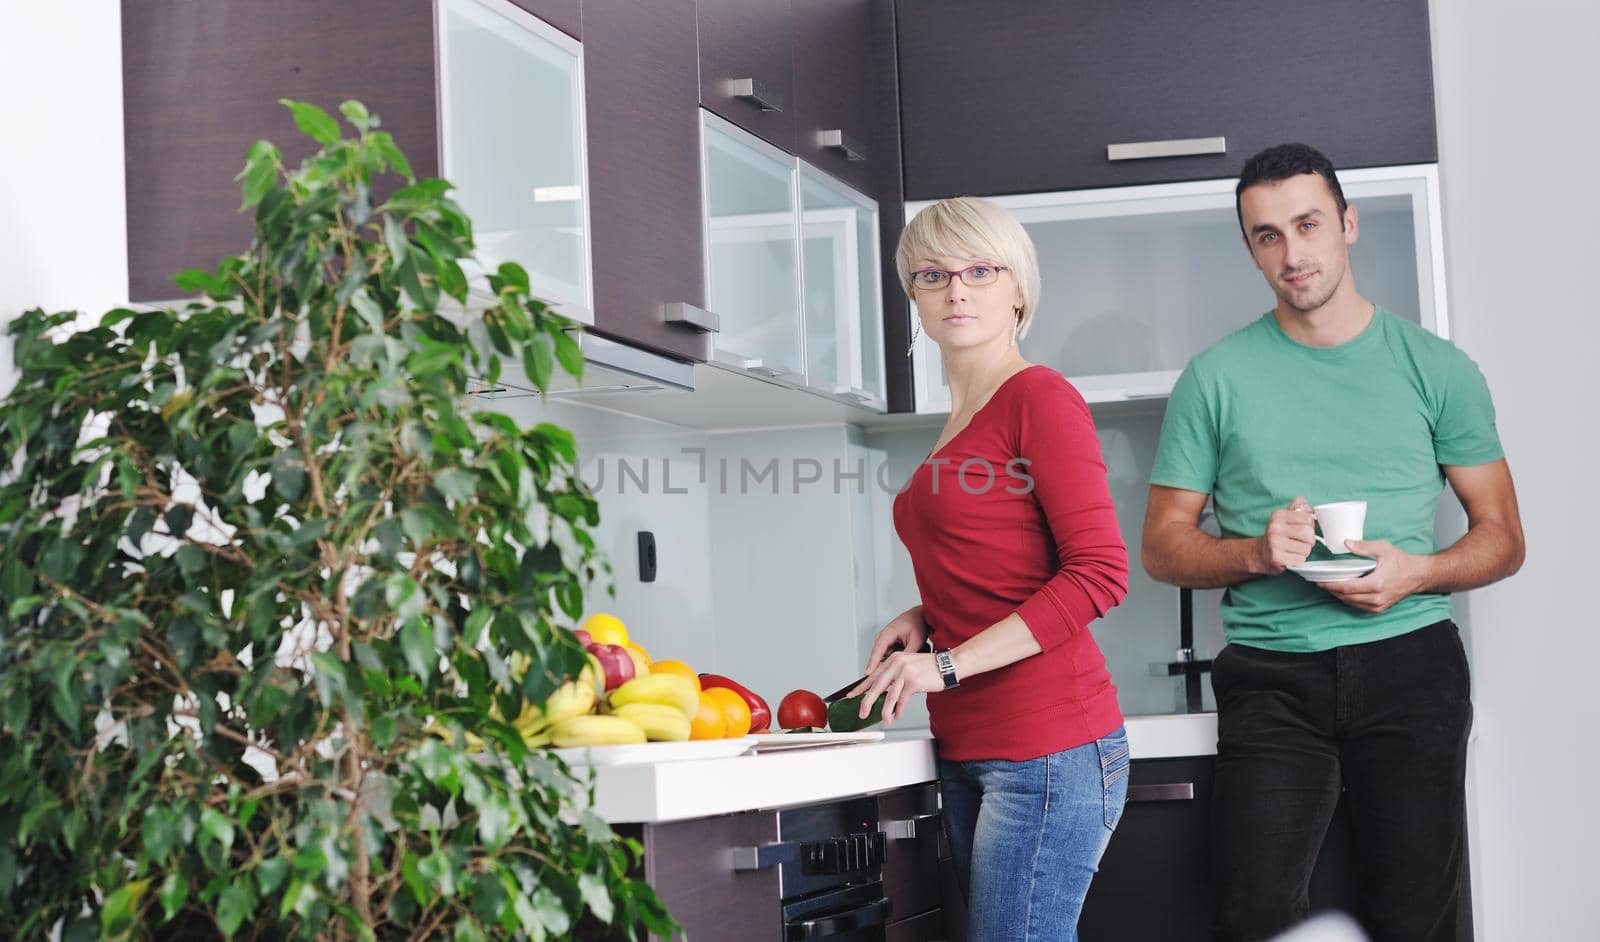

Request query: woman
[{"left": 848, "top": 197, "right": 1130, "bottom": 941}]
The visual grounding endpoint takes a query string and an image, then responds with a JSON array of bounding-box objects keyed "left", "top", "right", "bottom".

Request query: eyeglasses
[{"left": 909, "top": 264, "right": 1009, "bottom": 291}]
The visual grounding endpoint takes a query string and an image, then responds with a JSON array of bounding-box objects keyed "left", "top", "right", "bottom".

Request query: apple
[
  {"left": 585, "top": 642, "right": 635, "bottom": 691},
  {"left": 573, "top": 628, "right": 593, "bottom": 647}
]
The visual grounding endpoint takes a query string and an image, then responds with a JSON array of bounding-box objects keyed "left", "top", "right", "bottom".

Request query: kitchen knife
[{"left": 822, "top": 640, "right": 933, "bottom": 702}]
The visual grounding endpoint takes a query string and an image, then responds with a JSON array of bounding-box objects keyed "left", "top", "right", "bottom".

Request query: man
[{"left": 1142, "top": 143, "right": 1525, "bottom": 942}]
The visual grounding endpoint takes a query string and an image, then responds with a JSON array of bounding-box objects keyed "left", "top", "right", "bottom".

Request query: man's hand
[
  {"left": 1320, "top": 539, "right": 1429, "bottom": 613},
  {"left": 1255, "top": 497, "right": 1317, "bottom": 575}
]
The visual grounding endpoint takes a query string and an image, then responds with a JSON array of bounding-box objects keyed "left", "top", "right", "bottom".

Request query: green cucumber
[{"left": 827, "top": 693, "right": 885, "bottom": 733}]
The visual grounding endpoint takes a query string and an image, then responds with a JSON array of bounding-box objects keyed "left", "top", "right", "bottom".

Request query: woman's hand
[
  {"left": 863, "top": 607, "right": 929, "bottom": 673},
  {"left": 845, "top": 649, "right": 943, "bottom": 728}
]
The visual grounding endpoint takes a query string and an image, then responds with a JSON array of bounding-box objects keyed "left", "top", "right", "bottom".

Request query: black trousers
[{"left": 1210, "top": 620, "right": 1473, "bottom": 942}]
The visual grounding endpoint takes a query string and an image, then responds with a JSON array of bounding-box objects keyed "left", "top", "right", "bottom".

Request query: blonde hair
[{"left": 896, "top": 197, "right": 1042, "bottom": 340}]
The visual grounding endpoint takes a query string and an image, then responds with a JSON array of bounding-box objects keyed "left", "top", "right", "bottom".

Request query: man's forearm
[
  {"left": 1417, "top": 519, "right": 1525, "bottom": 594},
  {"left": 1145, "top": 523, "right": 1267, "bottom": 589}
]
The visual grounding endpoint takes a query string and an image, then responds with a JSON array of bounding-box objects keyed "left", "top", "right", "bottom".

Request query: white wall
[
  {"left": 485, "top": 396, "right": 721, "bottom": 671},
  {"left": 0, "top": 1, "right": 128, "bottom": 394},
  {"left": 1429, "top": 1, "right": 1600, "bottom": 936}
]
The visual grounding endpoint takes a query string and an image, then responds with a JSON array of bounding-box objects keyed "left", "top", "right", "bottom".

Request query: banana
[
  {"left": 523, "top": 679, "right": 597, "bottom": 736},
  {"left": 522, "top": 729, "right": 552, "bottom": 749},
  {"left": 613, "top": 703, "right": 692, "bottom": 742},
  {"left": 548, "top": 713, "right": 648, "bottom": 748},
  {"left": 608, "top": 674, "right": 698, "bottom": 718}
]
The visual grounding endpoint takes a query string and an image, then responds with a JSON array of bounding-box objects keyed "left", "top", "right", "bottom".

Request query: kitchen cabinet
[
  {"left": 801, "top": 163, "right": 887, "bottom": 410},
  {"left": 507, "top": 0, "right": 580, "bottom": 39},
  {"left": 791, "top": 0, "right": 880, "bottom": 196},
  {"left": 897, "top": 0, "right": 1438, "bottom": 199},
  {"left": 697, "top": 0, "right": 797, "bottom": 154},
  {"left": 121, "top": 0, "right": 439, "bottom": 303},
  {"left": 121, "top": 0, "right": 713, "bottom": 363},
  {"left": 699, "top": 113, "right": 891, "bottom": 410},
  {"left": 906, "top": 164, "right": 1447, "bottom": 412},
  {"left": 701, "top": 111, "right": 808, "bottom": 385},
  {"left": 880, "top": 782, "right": 944, "bottom": 937},
  {"left": 438, "top": 0, "right": 591, "bottom": 320},
  {"left": 122, "top": 0, "right": 593, "bottom": 317},
  {"left": 581, "top": 0, "right": 715, "bottom": 362}
]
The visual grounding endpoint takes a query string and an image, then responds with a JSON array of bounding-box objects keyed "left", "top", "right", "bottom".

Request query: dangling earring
[
  {"left": 1010, "top": 311, "right": 1021, "bottom": 348},
  {"left": 906, "top": 320, "right": 921, "bottom": 358}
]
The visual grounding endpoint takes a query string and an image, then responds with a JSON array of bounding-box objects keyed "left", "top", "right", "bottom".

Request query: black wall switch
[{"left": 637, "top": 531, "right": 657, "bottom": 583}]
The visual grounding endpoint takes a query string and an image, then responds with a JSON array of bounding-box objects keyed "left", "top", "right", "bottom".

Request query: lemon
[{"left": 581, "top": 612, "right": 629, "bottom": 646}]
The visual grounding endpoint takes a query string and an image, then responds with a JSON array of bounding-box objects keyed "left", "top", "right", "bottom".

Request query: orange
[
  {"left": 651, "top": 659, "right": 700, "bottom": 691},
  {"left": 702, "top": 687, "right": 752, "bottom": 738},
  {"left": 581, "top": 613, "right": 628, "bottom": 646},
  {"left": 689, "top": 692, "right": 727, "bottom": 740}
]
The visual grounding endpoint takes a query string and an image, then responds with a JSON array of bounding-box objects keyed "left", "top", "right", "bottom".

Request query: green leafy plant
[{"left": 0, "top": 99, "right": 673, "bottom": 940}]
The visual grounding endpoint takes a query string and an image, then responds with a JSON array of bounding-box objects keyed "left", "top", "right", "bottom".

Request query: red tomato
[{"left": 777, "top": 690, "right": 828, "bottom": 730}]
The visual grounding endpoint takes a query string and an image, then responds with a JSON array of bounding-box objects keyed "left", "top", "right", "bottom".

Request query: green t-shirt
[{"left": 1151, "top": 308, "right": 1503, "bottom": 653}]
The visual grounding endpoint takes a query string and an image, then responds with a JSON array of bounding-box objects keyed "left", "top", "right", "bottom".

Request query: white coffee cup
[{"left": 1312, "top": 501, "right": 1367, "bottom": 554}]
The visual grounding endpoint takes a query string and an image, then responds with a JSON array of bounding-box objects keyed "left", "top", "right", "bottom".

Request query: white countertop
[{"left": 579, "top": 713, "right": 1220, "bottom": 824}]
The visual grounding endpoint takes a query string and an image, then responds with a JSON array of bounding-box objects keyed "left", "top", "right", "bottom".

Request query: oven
[{"left": 732, "top": 795, "right": 893, "bottom": 941}]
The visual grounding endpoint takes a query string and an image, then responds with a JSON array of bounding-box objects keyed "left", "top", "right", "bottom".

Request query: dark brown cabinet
[
  {"left": 508, "top": 0, "right": 580, "bottom": 38},
  {"left": 121, "top": 0, "right": 712, "bottom": 364},
  {"left": 897, "top": 0, "right": 1438, "bottom": 200},
  {"left": 791, "top": 0, "right": 879, "bottom": 195},
  {"left": 121, "top": 0, "right": 439, "bottom": 303},
  {"left": 581, "top": 0, "right": 714, "bottom": 363},
  {"left": 697, "top": 0, "right": 798, "bottom": 154}
]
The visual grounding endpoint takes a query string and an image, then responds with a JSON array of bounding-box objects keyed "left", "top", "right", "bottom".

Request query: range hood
[{"left": 468, "top": 329, "right": 696, "bottom": 400}]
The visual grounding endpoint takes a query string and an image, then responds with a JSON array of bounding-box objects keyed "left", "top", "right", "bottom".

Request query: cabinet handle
[
  {"left": 819, "top": 129, "right": 866, "bottom": 162},
  {"left": 730, "top": 840, "right": 802, "bottom": 870},
  {"left": 831, "top": 385, "right": 880, "bottom": 405},
  {"left": 788, "top": 898, "right": 891, "bottom": 940},
  {"left": 712, "top": 348, "right": 763, "bottom": 371},
  {"left": 1126, "top": 783, "right": 1196, "bottom": 803},
  {"left": 880, "top": 812, "right": 940, "bottom": 841},
  {"left": 731, "top": 78, "right": 783, "bottom": 113},
  {"left": 1106, "top": 136, "right": 1227, "bottom": 162},
  {"left": 663, "top": 302, "right": 720, "bottom": 333}
]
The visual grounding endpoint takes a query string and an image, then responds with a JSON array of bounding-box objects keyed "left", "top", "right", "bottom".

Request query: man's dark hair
[{"left": 1235, "top": 143, "right": 1348, "bottom": 239}]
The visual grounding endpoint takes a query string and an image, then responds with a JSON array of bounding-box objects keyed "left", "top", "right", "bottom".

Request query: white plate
[
  {"left": 550, "top": 736, "right": 756, "bottom": 766},
  {"left": 746, "top": 731, "right": 886, "bottom": 752},
  {"left": 1288, "top": 559, "right": 1378, "bottom": 583}
]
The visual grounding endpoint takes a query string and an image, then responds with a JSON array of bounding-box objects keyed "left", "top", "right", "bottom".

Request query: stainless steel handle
[
  {"left": 663, "top": 302, "right": 719, "bottom": 333},
  {"left": 819, "top": 129, "right": 866, "bottom": 162},
  {"left": 1106, "top": 136, "right": 1227, "bottom": 161},
  {"left": 788, "top": 898, "right": 891, "bottom": 940},
  {"left": 731, "top": 78, "right": 783, "bottom": 112},
  {"left": 1127, "top": 783, "right": 1196, "bottom": 803},
  {"left": 730, "top": 840, "right": 803, "bottom": 871},
  {"left": 881, "top": 812, "right": 940, "bottom": 841},
  {"left": 1120, "top": 386, "right": 1171, "bottom": 400},
  {"left": 831, "top": 385, "right": 880, "bottom": 405},
  {"left": 712, "top": 348, "right": 763, "bottom": 371}
]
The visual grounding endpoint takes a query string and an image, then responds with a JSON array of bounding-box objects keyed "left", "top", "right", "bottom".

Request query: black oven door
[{"left": 782, "top": 882, "right": 891, "bottom": 942}]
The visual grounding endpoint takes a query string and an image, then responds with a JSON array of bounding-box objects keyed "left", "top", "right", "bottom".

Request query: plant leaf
[{"left": 279, "top": 98, "right": 341, "bottom": 146}]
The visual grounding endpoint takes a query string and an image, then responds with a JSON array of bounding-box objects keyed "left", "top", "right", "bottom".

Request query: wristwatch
[{"left": 934, "top": 649, "right": 960, "bottom": 689}]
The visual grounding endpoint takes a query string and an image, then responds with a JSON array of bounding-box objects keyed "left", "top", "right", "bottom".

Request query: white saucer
[{"left": 1288, "top": 559, "right": 1378, "bottom": 583}]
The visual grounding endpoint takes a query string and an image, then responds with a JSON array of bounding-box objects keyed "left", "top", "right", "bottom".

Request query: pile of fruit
[
  {"left": 511, "top": 613, "right": 778, "bottom": 749},
  {"left": 453, "top": 613, "right": 887, "bottom": 751}
]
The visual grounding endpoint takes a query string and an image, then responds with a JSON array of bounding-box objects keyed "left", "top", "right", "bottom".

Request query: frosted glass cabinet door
[
  {"left": 702, "top": 111, "right": 806, "bottom": 384},
  {"left": 800, "top": 163, "right": 885, "bottom": 410},
  {"left": 908, "top": 165, "right": 1446, "bottom": 413},
  {"left": 438, "top": 0, "right": 591, "bottom": 318}
]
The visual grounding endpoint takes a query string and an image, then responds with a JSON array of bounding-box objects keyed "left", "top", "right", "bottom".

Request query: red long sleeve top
[{"left": 893, "top": 365, "right": 1129, "bottom": 761}]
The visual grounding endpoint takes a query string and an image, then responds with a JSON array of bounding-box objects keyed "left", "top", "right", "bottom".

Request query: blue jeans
[{"left": 938, "top": 727, "right": 1129, "bottom": 941}]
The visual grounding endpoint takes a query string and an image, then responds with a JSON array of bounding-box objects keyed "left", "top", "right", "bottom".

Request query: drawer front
[{"left": 879, "top": 784, "right": 943, "bottom": 925}]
